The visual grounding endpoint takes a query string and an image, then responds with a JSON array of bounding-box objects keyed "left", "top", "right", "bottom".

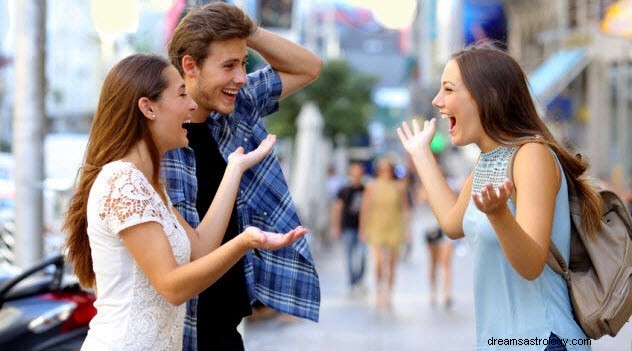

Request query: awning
[{"left": 528, "top": 48, "right": 590, "bottom": 108}]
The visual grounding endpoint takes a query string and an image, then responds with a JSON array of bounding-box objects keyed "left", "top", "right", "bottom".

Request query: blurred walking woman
[
  {"left": 398, "top": 43, "right": 600, "bottom": 350},
  {"left": 62, "top": 54, "right": 306, "bottom": 350},
  {"left": 359, "top": 157, "right": 409, "bottom": 306}
]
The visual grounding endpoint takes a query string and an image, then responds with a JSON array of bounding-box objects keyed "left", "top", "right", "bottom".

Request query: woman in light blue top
[{"left": 397, "top": 43, "right": 602, "bottom": 351}]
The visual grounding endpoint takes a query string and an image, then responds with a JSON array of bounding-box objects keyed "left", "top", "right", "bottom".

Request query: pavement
[{"left": 242, "top": 205, "right": 632, "bottom": 351}]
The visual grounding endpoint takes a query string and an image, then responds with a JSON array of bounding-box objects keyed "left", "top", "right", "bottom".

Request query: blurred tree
[
  {"left": 0, "top": 140, "right": 9, "bottom": 152},
  {"left": 245, "top": 49, "right": 265, "bottom": 73},
  {"left": 265, "top": 59, "right": 377, "bottom": 144}
]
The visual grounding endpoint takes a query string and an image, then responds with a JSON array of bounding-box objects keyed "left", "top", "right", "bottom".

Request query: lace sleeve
[{"left": 97, "top": 164, "right": 163, "bottom": 235}]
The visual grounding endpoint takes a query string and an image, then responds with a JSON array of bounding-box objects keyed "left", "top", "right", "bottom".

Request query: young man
[
  {"left": 330, "top": 163, "right": 367, "bottom": 293},
  {"left": 162, "top": 3, "right": 321, "bottom": 351}
]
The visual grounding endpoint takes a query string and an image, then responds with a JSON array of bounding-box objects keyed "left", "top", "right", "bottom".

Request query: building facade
[{"left": 505, "top": 0, "right": 630, "bottom": 192}]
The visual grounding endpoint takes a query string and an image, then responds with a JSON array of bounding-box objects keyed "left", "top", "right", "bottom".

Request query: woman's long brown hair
[
  {"left": 452, "top": 43, "right": 603, "bottom": 235},
  {"left": 62, "top": 54, "right": 170, "bottom": 288}
]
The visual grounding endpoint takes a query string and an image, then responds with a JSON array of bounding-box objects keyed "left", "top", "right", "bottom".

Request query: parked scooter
[{"left": 0, "top": 254, "right": 96, "bottom": 350}]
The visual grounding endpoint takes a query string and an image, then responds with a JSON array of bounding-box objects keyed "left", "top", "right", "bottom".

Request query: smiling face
[
  {"left": 186, "top": 38, "right": 248, "bottom": 119},
  {"left": 432, "top": 59, "right": 497, "bottom": 152},
  {"left": 148, "top": 65, "right": 198, "bottom": 153}
]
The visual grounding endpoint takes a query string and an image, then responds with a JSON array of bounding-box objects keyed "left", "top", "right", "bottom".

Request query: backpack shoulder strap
[
  {"left": 547, "top": 242, "right": 571, "bottom": 282},
  {"left": 507, "top": 144, "right": 572, "bottom": 281},
  {"left": 548, "top": 160, "right": 575, "bottom": 281}
]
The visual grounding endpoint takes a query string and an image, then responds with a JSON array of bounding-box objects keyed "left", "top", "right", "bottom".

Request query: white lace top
[{"left": 82, "top": 161, "right": 191, "bottom": 351}]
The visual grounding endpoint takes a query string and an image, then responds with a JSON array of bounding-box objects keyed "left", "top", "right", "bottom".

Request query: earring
[{"left": 152, "top": 114, "right": 156, "bottom": 118}]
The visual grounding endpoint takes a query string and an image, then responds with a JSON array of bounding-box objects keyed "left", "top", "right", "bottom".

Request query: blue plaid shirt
[{"left": 162, "top": 66, "right": 320, "bottom": 351}]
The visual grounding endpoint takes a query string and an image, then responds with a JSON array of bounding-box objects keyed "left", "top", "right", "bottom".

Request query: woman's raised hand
[
  {"left": 227, "top": 134, "right": 276, "bottom": 173},
  {"left": 397, "top": 118, "right": 436, "bottom": 156}
]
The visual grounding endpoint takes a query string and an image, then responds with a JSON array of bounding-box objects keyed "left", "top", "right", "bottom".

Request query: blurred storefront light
[
  {"left": 343, "top": 0, "right": 417, "bottom": 30},
  {"left": 145, "top": 0, "right": 175, "bottom": 12},
  {"left": 91, "top": 0, "right": 140, "bottom": 40},
  {"left": 601, "top": 0, "right": 632, "bottom": 38},
  {"left": 91, "top": 0, "right": 140, "bottom": 69}
]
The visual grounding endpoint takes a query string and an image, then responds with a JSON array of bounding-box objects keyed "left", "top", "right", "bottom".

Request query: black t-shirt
[
  {"left": 337, "top": 184, "right": 364, "bottom": 229},
  {"left": 184, "top": 122, "right": 251, "bottom": 321}
]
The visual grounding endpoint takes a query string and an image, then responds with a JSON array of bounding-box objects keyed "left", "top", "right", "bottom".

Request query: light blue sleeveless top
[{"left": 463, "top": 146, "right": 590, "bottom": 351}]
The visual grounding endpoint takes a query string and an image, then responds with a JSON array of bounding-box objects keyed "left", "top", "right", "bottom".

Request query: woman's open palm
[
  {"left": 243, "top": 226, "right": 308, "bottom": 251},
  {"left": 472, "top": 179, "right": 514, "bottom": 216},
  {"left": 228, "top": 134, "right": 276, "bottom": 173},
  {"left": 397, "top": 118, "right": 436, "bottom": 156}
]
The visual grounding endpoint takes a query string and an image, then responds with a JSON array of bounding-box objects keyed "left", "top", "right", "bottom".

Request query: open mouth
[
  {"left": 448, "top": 116, "right": 456, "bottom": 132},
  {"left": 222, "top": 89, "right": 239, "bottom": 98}
]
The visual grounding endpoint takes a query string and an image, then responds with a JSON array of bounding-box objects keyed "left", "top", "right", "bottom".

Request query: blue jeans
[{"left": 342, "top": 229, "right": 366, "bottom": 286}]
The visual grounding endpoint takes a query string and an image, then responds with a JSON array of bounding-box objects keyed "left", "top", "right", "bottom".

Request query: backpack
[
  {"left": 546, "top": 174, "right": 632, "bottom": 339},
  {"left": 508, "top": 148, "right": 632, "bottom": 339}
]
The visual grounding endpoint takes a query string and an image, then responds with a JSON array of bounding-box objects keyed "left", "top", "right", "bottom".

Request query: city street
[{"left": 243, "top": 205, "right": 632, "bottom": 351}]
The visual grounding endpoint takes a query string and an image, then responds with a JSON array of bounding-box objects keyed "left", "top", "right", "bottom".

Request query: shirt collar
[{"left": 208, "top": 111, "right": 232, "bottom": 122}]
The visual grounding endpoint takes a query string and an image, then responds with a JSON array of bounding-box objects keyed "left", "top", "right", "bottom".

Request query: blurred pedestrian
[
  {"left": 398, "top": 42, "right": 599, "bottom": 350},
  {"left": 326, "top": 164, "right": 346, "bottom": 201},
  {"left": 360, "top": 157, "right": 410, "bottom": 306},
  {"left": 163, "top": 3, "right": 322, "bottom": 350},
  {"left": 330, "top": 162, "right": 367, "bottom": 294},
  {"left": 417, "top": 185, "right": 454, "bottom": 308},
  {"left": 397, "top": 163, "right": 417, "bottom": 262},
  {"left": 62, "top": 53, "right": 306, "bottom": 350}
]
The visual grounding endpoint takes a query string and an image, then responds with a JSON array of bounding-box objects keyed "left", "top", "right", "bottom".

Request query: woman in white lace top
[{"left": 62, "top": 54, "right": 307, "bottom": 351}]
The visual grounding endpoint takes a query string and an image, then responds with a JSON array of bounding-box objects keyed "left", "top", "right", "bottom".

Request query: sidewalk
[{"left": 243, "top": 205, "right": 632, "bottom": 351}]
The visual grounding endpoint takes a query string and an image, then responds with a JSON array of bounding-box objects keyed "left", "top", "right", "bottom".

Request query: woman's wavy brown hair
[
  {"left": 452, "top": 42, "right": 603, "bottom": 235},
  {"left": 62, "top": 54, "right": 170, "bottom": 288}
]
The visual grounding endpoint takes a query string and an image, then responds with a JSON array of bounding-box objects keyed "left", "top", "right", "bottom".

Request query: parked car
[{"left": 0, "top": 255, "right": 96, "bottom": 350}]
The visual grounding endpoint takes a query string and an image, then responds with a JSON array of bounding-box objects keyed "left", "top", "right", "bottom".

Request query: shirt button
[
  {"left": 263, "top": 212, "right": 268, "bottom": 216},
  {"left": 243, "top": 138, "right": 248, "bottom": 142}
]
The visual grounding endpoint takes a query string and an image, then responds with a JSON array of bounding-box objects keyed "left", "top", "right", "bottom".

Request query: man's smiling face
[{"left": 189, "top": 38, "right": 249, "bottom": 116}]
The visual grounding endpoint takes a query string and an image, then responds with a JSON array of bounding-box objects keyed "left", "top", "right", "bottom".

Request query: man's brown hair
[{"left": 168, "top": 2, "right": 257, "bottom": 76}]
